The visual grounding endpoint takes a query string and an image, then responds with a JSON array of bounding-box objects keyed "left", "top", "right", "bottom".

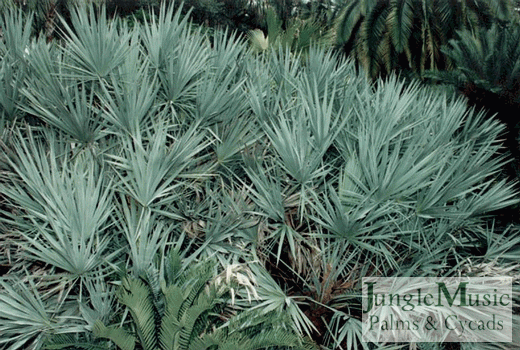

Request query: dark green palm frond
[
  {"left": 379, "top": 30, "right": 397, "bottom": 72},
  {"left": 490, "top": 0, "right": 516, "bottom": 21},
  {"left": 335, "top": 0, "right": 374, "bottom": 45},
  {"left": 431, "top": 23, "right": 520, "bottom": 107},
  {"left": 360, "top": 0, "right": 391, "bottom": 77},
  {"left": 177, "top": 261, "right": 216, "bottom": 317},
  {"left": 423, "top": 9, "right": 446, "bottom": 72},
  {"left": 266, "top": 6, "right": 283, "bottom": 44},
  {"left": 444, "top": 31, "right": 486, "bottom": 80},
  {"left": 463, "top": 0, "right": 499, "bottom": 30},
  {"left": 435, "top": 0, "right": 461, "bottom": 43},
  {"left": 219, "top": 329, "right": 318, "bottom": 350},
  {"left": 387, "top": 0, "right": 414, "bottom": 53},
  {"left": 42, "top": 332, "right": 111, "bottom": 350},
  {"left": 92, "top": 251, "right": 314, "bottom": 350},
  {"left": 336, "top": 0, "right": 519, "bottom": 78},
  {"left": 297, "top": 20, "right": 326, "bottom": 50},
  {"left": 176, "top": 291, "right": 217, "bottom": 349},
  {"left": 211, "top": 299, "right": 318, "bottom": 349},
  {"left": 158, "top": 284, "right": 184, "bottom": 350}
]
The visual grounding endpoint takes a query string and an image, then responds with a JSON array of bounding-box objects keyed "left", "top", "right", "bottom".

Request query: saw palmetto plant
[{"left": 1, "top": 3, "right": 520, "bottom": 350}]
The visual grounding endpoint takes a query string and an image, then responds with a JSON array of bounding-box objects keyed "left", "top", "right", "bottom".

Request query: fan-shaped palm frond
[
  {"left": 1, "top": 129, "right": 116, "bottom": 281},
  {"left": 58, "top": 3, "right": 131, "bottom": 83},
  {"left": 0, "top": 279, "right": 54, "bottom": 350},
  {"left": 140, "top": 2, "right": 192, "bottom": 72},
  {"left": 0, "top": 7, "right": 33, "bottom": 62},
  {"left": 0, "top": 8, "right": 32, "bottom": 122},
  {"left": 106, "top": 123, "right": 207, "bottom": 213},
  {"left": 98, "top": 47, "right": 159, "bottom": 136},
  {"left": 21, "top": 39, "right": 103, "bottom": 144}
]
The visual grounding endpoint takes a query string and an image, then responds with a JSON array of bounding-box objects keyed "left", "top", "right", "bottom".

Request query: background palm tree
[{"left": 335, "top": 0, "right": 518, "bottom": 78}]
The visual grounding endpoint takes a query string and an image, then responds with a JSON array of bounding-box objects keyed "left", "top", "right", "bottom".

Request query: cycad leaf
[
  {"left": 118, "top": 278, "right": 158, "bottom": 350},
  {"left": 92, "top": 320, "right": 136, "bottom": 350},
  {"left": 159, "top": 285, "right": 184, "bottom": 350}
]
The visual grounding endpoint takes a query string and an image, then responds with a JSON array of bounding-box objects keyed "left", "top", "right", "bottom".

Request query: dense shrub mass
[{"left": 1, "top": 3, "right": 520, "bottom": 350}]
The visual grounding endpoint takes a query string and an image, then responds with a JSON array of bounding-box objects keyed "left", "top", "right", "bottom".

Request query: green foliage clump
[
  {"left": 90, "top": 251, "right": 317, "bottom": 350},
  {"left": 428, "top": 22, "right": 520, "bottom": 179},
  {"left": 247, "top": 7, "right": 332, "bottom": 54}
]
